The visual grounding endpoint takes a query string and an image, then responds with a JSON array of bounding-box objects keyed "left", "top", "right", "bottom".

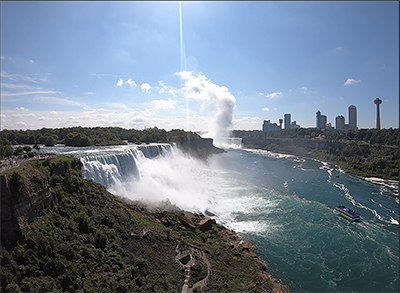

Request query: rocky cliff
[
  {"left": 176, "top": 137, "right": 225, "bottom": 158},
  {"left": 1, "top": 166, "right": 52, "bottom": 249},
  {"left": 1, "top": 157, "right": 82, "bottom": 250}
]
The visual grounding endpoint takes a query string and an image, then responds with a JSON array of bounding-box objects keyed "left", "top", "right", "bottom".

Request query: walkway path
[
  {"left": 175, "top": 241, "right": 211, "bottom": 293},
  {"left": 0, "top": 154, "right": 56, "bottom": 173}
]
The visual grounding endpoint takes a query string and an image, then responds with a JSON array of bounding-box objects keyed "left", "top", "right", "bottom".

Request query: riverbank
[{"left": 240, "top": 136, "right": 399, "bottom": 181}]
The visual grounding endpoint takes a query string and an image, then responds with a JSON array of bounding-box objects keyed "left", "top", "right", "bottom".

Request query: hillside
[{"left": 1, "top": 156, "right": 288, "bottom": 293}]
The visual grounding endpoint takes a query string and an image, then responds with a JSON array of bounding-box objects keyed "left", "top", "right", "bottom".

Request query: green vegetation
[
  {"left": 234, "top": 128, "right": 399, "bottom": 180},
  {"left": 1, "top": 156, "right": 284, "bottom": 292},
  {"left": 233, "top": 128, "right": 399, "bottom": 146},
  {"left": 1, "top": 127, "right": 206, "bottom": 150}
]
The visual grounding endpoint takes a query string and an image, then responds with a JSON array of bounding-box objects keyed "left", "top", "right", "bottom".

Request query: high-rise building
[
  {"left": 374, "top": 97, "right": 382, "bottom": 129},
  {"left": 335, "top": 115, "right": 345, "bottom": 130},
  {"left": 284, "top": 114, "right": 291, "bottom": 129},
  {"left": 279, "top": 119, "right": 283, "bottom": 129},
  {"left": 316, "top": 110, "right": 327, "bottom": 129},
  {"left": 348, "top": 105, "right": 357, "bottom": 130},
  {"left": 291, "top": 121, "right": 300, "bottom": 129},
  {"left": 262, "top": 120, "right": 280, "bottom": 131}
]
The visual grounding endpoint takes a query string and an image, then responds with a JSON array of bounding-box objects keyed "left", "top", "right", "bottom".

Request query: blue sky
[{"left": 1, "top": 1, "right": 398, "bottom": 135}]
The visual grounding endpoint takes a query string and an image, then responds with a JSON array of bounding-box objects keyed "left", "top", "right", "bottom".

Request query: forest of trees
[
  {"left": 0, "top": 127, "right": 203, "bottom": 158},
  {"left": 233, "top": 127, "right": 399, "bottom": 146}
]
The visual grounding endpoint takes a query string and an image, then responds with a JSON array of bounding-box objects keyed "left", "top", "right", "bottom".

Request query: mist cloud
[{"left": 177, "top": 71, "right": 236, "bottom": 143}]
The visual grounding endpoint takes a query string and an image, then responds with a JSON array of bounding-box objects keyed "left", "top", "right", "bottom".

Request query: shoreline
[
  {"left": 241, "top": 146, "right": 399, "bottom": 192},
  {"left": 216, "top": 221, "right": 290, "bottom": 293}
]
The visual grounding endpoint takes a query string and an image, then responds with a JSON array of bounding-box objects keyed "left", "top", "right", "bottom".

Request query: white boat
[{"left": 334, "top": 205, "right": 360, "bottom": 222}]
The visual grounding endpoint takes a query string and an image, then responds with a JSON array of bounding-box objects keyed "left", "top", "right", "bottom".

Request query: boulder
[{"left": 198, "top": 217, "right": 213, "bottom": 232}]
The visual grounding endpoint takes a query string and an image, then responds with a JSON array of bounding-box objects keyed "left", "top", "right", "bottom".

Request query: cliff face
[
  {"left": 176, "top": 137, "right": 225, "bottom": 158},
  {"left": 1, "top": 157, "right": 82, "bottom": 250},
  {"left": 241, "top": 137, "right": 380, "bottom": 158},
  {"left": 243, "top": 137, "right": 352, "bottom": 152},
  {"left": 1, "top": 165, "right": 52, "bottom": 249}
]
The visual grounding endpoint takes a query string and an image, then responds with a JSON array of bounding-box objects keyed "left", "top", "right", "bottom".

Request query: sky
[{"left": 1, "top": 1, "right": 399, "bottom": 137}]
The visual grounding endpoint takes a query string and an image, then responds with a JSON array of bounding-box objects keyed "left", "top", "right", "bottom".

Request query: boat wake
[{"left": 333, "top": 182, "right": 399, "bottom": 226}]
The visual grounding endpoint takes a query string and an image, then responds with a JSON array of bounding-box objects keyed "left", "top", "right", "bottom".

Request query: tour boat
[{"left": 334, "top": 205, "right": 360, "bottom": 222}]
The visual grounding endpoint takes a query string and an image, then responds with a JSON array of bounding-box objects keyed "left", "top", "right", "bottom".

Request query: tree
[{"left": 44, "top": 137, "right": 56, "bottom": 147}]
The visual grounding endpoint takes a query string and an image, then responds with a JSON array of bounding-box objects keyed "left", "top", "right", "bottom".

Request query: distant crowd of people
[{"left": 0, "top": 153, "right": 57, "bottom": 172}]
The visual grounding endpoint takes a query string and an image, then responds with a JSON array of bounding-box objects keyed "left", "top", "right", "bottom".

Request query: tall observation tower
[{"left": 374, "top": 97, "right": 382, "bottom": 129}]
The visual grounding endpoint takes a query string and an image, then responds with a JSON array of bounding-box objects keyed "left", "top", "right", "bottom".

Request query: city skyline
[
  {"left": 262, "top": 104, "right": 367, "bottom": 131},
  {"left": 1, "top": 1, "right": 398, "bottom": 132}
]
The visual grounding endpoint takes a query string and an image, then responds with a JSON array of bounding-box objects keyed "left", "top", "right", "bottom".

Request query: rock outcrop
[
  {"left": 1, "top": 167, "right": 52, "bottom": 249},
  {"left": 1, "top": 157, "right": 82, "bottom": 250},
  {"left": 176, "top": 137, "right": 225, "bottom": 158}
]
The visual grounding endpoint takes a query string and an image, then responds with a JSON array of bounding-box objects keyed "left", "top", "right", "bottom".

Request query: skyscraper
[
  {"left": 335, "top": 115, "right": 345, "bottom": 130},
  {"left": 284, "top": 113, "right": 291, "bottom": 129},
  {"left": 374, "top": 97, "right": 382, "bottom": 129},
  {"left": 348, "top": 105, "right": 357, "bottom": 130},
  {"left": 316, "top": 110, "right": 327, "bottom": 130}
]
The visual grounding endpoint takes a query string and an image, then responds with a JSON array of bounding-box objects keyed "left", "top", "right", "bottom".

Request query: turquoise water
[
  {"left": 41, "top": 145, "right": 399, "bottom": 292},
  {"left": 208, "top": 149, "right": 399, "bottom": 293}
]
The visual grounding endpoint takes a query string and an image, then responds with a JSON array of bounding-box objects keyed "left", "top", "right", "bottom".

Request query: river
[{"left": 40, "top": 143, "right": 399, "bottom": 292}]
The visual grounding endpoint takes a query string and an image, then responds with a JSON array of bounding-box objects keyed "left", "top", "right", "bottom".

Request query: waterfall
[{"left": 80, "top": 144, "right": 174, "bottom": 188}]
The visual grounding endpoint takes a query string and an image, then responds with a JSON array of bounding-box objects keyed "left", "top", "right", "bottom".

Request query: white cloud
[
  {"left": 158, "top": 81, "right": 177, "bottom": 97},
  {"left": 16, "top": 107, "right": 28, "bottom": 111},
  {"left": 105, "top": 102, "right": 130, "bottom": 109},
  {"left": 232, "top": 116, "right": 262, "bottom": 130},
  {"left": 116, "top": 78, "right": 124, "bottom": 87},
  {"left": 149, "top": 98, "right": 177, "bottom": 110},
  {"left": 258, "top": 92, "right": 264, "bottom": 96},
  {"left": 16, "top": 121, "right": 27, "bottom": 127},
  {"left": 344, "top": 78, "right": 361, "bottom": 86},
  {"left": 126, "top": 78, "right": 137, "bottom": 87},
  {"left": 1, "top": 71, "right": 50, "bottom": 84},
  {"left": 140, "top": 83, "right": 151, "bottom": 93},
  {"left": 300, "top": 86, "right": 308, "bottom": 94},
  {"left": 262, "top": 107, "right": 270, "bottom": 111},
  {"left": 29, "top": 60, "right": 35, "bottom": 64},
  {"left": 1, "top": 83, "right": 40, "bottom": 90},
  {"left": 266, "top": 92, "right": 282, "bottom": 99},
  {"left": 34, "top": 96, "right": 85, "bottom": 107},
  {"left": 12, "top": 113, "right": 36, "bottom": 118},
  {"left": 2, "top": 90, "right": 59, "bottom": 97},
  {"left": 116, "top": 78, "right": 137, "bottom": 87}
]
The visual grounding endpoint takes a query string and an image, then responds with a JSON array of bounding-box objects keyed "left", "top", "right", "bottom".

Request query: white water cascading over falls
[
  {"left": 76, "top": 143, "right": 218, "bottom": 210},
  {"left": 79, "top": 144, "right": 174, "bottom": 189}
]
